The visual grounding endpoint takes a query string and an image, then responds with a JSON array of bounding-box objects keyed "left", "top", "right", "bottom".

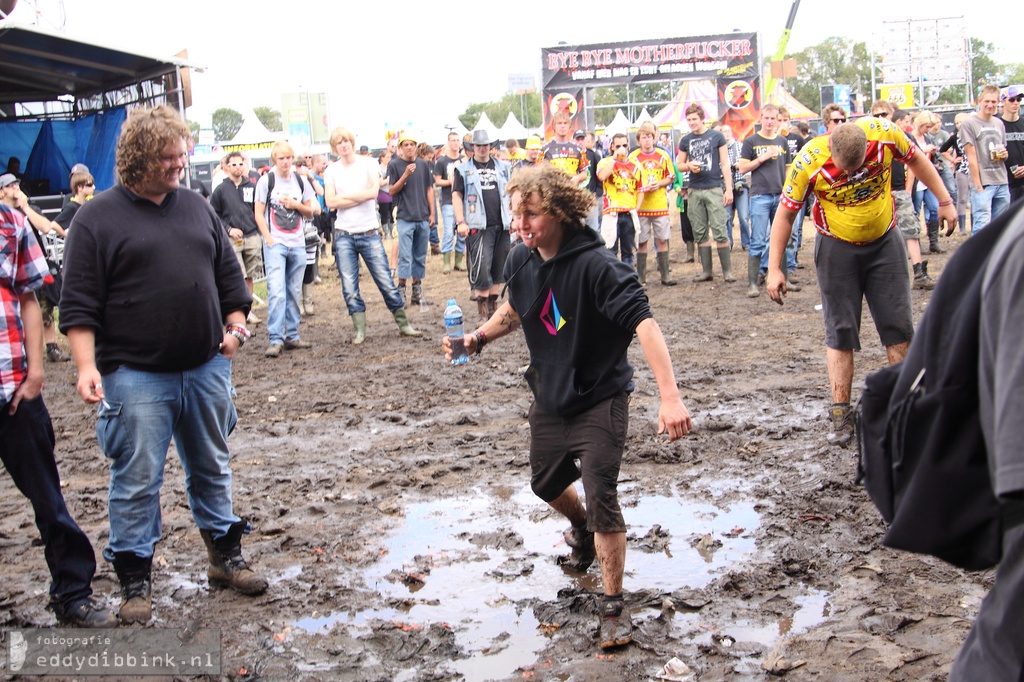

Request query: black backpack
[
  {"left": 263, "top": 171, "right": 305, "bottom": 222},
  {"left": 855, "top": 202, "right": 1024, "bottom": 571}
]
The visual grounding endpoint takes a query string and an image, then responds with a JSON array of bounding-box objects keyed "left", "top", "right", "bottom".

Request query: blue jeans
[
  {"left": 970, "top": 184, "right": 1011, "bottom": 234},
  {"left": 440, "top": 204, "right": 465, "bottom": 254},
  {"left": 264, "top": 241, "right": 305, "bottom": 345},
  {"left": 787, "top": 205, "right": 806, "bottom": 271},
  {"left": 97, "top": 354, "right": 240, "bottom": 560},
  {"left": 334, "top": 231, "right": 404, "bottom": 314},
  {"left": 0, "top": 396, "right": 97, "bottom": 612},
  {"left": 726, "top": 187, "right": 751, "bottom": 249},
  {"left": 397, "top": 218, "right": 429, "bottom": 279},
  {"left": 749, "top": 194, "right": 779, "bottom": 272},
  {"left": 915, "top": 186, "right": 939, "bottom": 223}
]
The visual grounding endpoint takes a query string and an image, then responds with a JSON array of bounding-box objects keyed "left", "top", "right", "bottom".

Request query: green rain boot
[
  {"left": 453, "top": 251, "right": 466, "bottom": 271},
  {"left": 393, "top": 308, "right": 422, "bottom": 337},
  {"left": 351, "top": 312, "right": 367, "bottom": 345},
  {"left": 442, "top": 252, "right": 452, "bottom": 274},
  {"left": 656, "top": 251, "right": 677, "bottom": 285},
  {"left": 693, "top": 246, "right": 713, "bottom": 282},
  {"left": 747, "top": 256, "right": 760, "bottom": 298},
  {"left": 635, "top": 252, "right": 648, "bottom": 285},
  {"left": 717, "top": 246, "right": 735, "bottom": 282}
]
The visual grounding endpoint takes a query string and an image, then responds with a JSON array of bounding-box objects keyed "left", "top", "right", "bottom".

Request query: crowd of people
[{"left": 1, "top": 84, "right": 1023, "bottom": 669}]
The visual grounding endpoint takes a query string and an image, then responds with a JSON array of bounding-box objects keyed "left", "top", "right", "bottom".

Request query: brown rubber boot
[
  {"left": 477, "top": 298, "right": 489, "bottom": 321},
  {"left": 112, "top": 552, "right": 153, "bottom": 624},
  {"left": 199, "top": 521, "right": 268, "bottom": 596},
  {"left": 486, "top": 294, "right": 498, "bottom": 317}
]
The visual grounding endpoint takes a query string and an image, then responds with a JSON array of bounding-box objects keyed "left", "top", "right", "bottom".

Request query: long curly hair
[
  {"left": 115, "top": 105, "right": 190, "bottom": 191},
  {"left": 505, "top": 164, "right": 594, "bottom": 231}
]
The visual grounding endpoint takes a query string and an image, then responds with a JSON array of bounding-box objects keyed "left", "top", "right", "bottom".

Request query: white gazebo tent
[
  {"left": 223, "top": 110, "right": 278, "bottom": 146},
  {"left": 603, "top": 109, "right": 632, "bottom": 136},
  {"left": 496, "top": 112, "right": 528, "bottom": 141},
  {"left": 632, "top": 108, "right": 653, "bottom": 128},
  {"left": 472, "top": 112, "right": 501, "bottom": 142}
]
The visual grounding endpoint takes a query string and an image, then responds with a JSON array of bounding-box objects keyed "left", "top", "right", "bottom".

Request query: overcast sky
[{"left": 8, "top": 0, "right": 1023, "bottom": 143}]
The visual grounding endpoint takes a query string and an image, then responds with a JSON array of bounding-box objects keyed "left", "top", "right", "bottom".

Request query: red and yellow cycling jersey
[
  {"left": 598, "top": 157, "right": 642, "bottom": 213},
  {"left": 628, "top": 147, "right": 675, "bottom": 216},
  {"left": 781, "top": 117, "right": 916, "bottom": 244},
  {"left": 540, "top": 140, "right": 588, "bottom": 177}
]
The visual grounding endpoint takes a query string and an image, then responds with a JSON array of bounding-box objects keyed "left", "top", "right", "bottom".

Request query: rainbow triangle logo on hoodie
[{"left": 540, "top": 290, "right": 566, "bottom": 335}]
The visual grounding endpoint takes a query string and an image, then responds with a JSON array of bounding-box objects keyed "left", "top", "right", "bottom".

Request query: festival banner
[
  {"left": 541, "top": 34, "right": 758, "bottom": 90},
  {"left": 541, "top": 88, "right": 584, "bottom": 140},
  {"left": 717, "top": 75, "right": 762, "bottom": 140}
]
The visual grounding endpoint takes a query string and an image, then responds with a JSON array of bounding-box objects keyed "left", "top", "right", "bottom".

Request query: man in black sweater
[{"left": 60, "top": 105, "right": 267, "bottom": 625}]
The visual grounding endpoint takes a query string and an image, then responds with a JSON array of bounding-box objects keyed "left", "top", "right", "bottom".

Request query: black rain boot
[
  {"left": 927, "top": 219, "right": 942, "bottom": 253},
  {"left": 199, "top": 521, "right": 268, "bottom": 595},
  {"left": 693, "top": 246, "right": 714, "bottom": 282},
  {"left": 746, "top": 255, "right": 760, "bottom": 298},
  {"left": 635, "top": 252, "right": 648, "bottom": 286},
  {"left": 913, "top": 261, "right": 935, "bottom": 290},
  {"left": 112, "top": 552, "right": 153, "bottom": 624}
]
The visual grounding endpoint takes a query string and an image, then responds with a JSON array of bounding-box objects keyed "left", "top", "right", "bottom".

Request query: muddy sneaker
[
  {"left": 264, "top": 344, "right": 283, "bottom": 358},
  {"left": 827, "top": 402, "right": 854, "bottom": 447},
  {"left": 57, "top": 599, "right": 118, "bottom": 628},
  {"left": 557, "top": 525, "right": 596, "bottom": 572},
  {"left": 46, "top": 344, "right": 70, "bottom": 362},
  {"left": 598, "top": 599, "right": 633, "bottom": 649},
  {"left": 283, "top": 338, "right": 311, "bottom": 350}
]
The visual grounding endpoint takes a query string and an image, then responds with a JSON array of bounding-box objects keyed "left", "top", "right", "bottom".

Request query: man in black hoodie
[{"left": 443, "top": 165, "right": 691, "bottom": 650}]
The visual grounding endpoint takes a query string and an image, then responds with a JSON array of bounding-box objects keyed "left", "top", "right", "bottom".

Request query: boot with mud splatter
[
  {"left": 112, "top": 552, "right": 152, "bottom": 624},
  {"left": 199, "top": 521, "right": 268, "bottom": 595},
  {"left": 558, "top": 525, "right": 596, "bottom": 572},
  {"left": 827, "top": 402, "right": 854, "bottom": 447},
  {"left": 598, "top": 595, "right": 633, "bottom": 649}
]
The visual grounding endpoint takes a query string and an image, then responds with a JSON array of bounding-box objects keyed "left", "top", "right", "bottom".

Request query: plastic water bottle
[{"left": 445, "top": 299, "right": 470, "bottom": 366}]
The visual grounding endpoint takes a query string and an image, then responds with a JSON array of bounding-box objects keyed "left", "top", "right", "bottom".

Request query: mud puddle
[{"left": 291, "top": 483, "right": 827, "bottom": 681}]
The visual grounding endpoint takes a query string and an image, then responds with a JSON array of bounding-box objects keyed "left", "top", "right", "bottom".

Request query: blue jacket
[{"left": 457, "top": 158, "right": 512, "bottom": 229}]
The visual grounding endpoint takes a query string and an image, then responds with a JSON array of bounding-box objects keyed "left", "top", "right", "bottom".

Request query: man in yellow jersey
[
  {"left": 765, "top": 119, "right": 956, "bottom": 446},
  {"left": 597, "top": 133, "right": 644, "bottom": 266},
  {"left": 630, "top": 121, "right": 677, "bottom": 286},
  {"left": 542, "top": 112, "right": 589, "bottom": 186}
]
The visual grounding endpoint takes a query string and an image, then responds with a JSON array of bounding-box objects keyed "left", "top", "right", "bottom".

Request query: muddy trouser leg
[{"left": 950, "top": 501, "right": 1024, "bottom": 681}]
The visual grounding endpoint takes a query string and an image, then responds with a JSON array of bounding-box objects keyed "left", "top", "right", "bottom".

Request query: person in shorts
[
  {"left": 629, "top": 121, "right": 676, "bottom": 286},
  {"left": 882, "top": 105, "right": 934, "bottom": 290},
  {"left": 765, "top": 118, "right": 956, "bottom": 446},
  {"left": 452, "top": 129, "right": 513, "bottom": 321},
  {"left": 443, "top": 164, "right": 691, "bottom": 651}
]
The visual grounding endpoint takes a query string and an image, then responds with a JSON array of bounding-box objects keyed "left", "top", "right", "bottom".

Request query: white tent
[
  {"left": 224, "top": 111, "right": 278, "bottom": 146},
  {"left": 603, "top": 109, "right": 631, "bottom": 136},
  {"left": 632, "top": 108, "right": 653, "bottom": 128},
  {"left": 472, "top": 112, "right": 501, "bottom": 142},
  {"left": 497, "top": 112, "right": 528, "bottom": 140}
]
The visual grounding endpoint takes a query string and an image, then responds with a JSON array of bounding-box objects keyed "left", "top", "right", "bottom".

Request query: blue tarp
[{"left": 0, "top": 106, "right": 126, "bottom": 194}]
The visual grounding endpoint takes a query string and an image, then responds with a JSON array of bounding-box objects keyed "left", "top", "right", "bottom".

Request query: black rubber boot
[
  {"left": 199, "top": 521, "right": 268, "bottom": 596},
  {"left": 693, "top": 246, "right": 714, "bottom": 282},
  {"left": 746, "top": 255, "right": 760, "bottom": 298},
  {"left": 112, "top": 552, "right": 153, "bottom": 624},
  {"left": 913, "top": 261, "right": 936, "bottom": 290},
  {"left": 927, "top": 219, "right": 942, "bottom": 253}
]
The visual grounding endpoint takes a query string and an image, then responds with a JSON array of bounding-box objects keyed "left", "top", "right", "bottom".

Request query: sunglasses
[
  {"left": 873, "top": 112, "right": 889, "bottom": 118},
  {"left": 612, "top": 143, "right": 628, "bottom": 150},
  {"left": 831, "top": 117, "right": 847, "bottom": 123},
  {"left": 1009, "top": 95, "right": 1024, "bottom": 103}
]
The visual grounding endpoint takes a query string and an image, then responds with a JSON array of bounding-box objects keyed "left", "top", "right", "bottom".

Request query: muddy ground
[{"left": 1, "top": 223, "right": 990, "bottom": 681}]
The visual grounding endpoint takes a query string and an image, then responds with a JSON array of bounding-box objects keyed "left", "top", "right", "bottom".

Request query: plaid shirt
[{"left": 0, "top": 204, "right": 51, "bottom": 407}]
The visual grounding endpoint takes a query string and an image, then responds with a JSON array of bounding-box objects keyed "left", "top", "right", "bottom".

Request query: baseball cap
[
  {"left": 359, "top": 145, "right": 369, "bottom": 153},
  {"left": 1005, "top": 85, "right": 1024, "bottom": 100},
  {"left": 0, "top": 173, "right": 19, "bottom": 189},
  {"left": 70, "top": 163, "right": 90, "bottom": 174},
  {"left": 573, "top": 129, "right": 586, "bottom": 139},
  {"left": 525, "top": 135, "right": 543, "bottom": 150}
]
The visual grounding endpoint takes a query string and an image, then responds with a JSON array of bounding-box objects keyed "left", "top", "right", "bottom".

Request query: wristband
[
  {"left": 937, "top": 198, "right": 954, "bottom": 207},
  {"left": 474, "top": 330, "right": 487, "bottom": 355},
  {"left": 225, "top": 323, "right": 251, "bottom": 346}
]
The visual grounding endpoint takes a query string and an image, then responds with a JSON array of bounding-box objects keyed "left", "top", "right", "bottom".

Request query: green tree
[
  {"left": 187, "top": 119, "right": 200, "bottom": 143},
  {"left": 212, "top": 107, "right": 244, "bottom": 142},
  {"left": 253, "top": 106, "right": 282, "bottom": 132},
  {"left": 786, "top": 37, "right": 872, "bottom": 114},
  {"left": 459, "top": 92, "right": 542, "bottom": 132}
]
